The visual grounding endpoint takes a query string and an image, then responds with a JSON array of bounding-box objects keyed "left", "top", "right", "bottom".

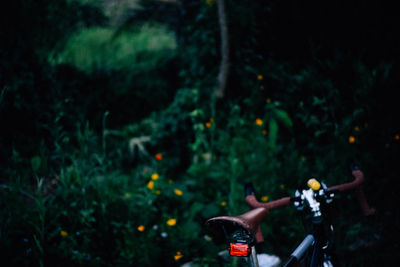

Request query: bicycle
[{"left": 205, "top": 165, "right": 375, "bottom": 267}]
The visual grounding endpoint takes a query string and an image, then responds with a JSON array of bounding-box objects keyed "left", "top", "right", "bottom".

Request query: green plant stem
[
  {"left": 102, "top": 111, "right": 110, "bottom": 158},
  {"left": 34, "top": 178, "right": 46, "bottom": 267}
]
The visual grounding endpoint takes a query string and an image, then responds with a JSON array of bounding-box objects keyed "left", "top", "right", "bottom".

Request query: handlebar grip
[
  {"left": 349, "top": 169, "right": 375, "bottom": 216},
  {"left": 245, "top": 182, "right": 255, "bottom": 197},
  {"left": 349, "top": 163, "right": 359, "bottom": 171},
  {"left": 355, "top": 184, "right": 376, "bottom": 216}
]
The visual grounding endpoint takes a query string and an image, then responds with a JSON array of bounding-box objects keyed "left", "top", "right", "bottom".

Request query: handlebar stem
[{"left": 302, "top": 188, "right": 322, "bottom": 218}]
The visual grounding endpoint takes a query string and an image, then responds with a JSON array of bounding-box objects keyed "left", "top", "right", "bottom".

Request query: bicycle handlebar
[{"left": 245, "top": 168, "right": 375, "bottom": 242}]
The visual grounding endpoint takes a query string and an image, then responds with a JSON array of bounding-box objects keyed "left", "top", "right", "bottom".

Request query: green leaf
[
  {"left": 314, "top": 129, "right": 327, "bottom": 137},
  {"left": 182, "top": 221, "right": 201, "bottom": 236},
  {"left": 268, "top": 119, "right": 279, "bottom": 148},
  {"left": 274, "top": 109, "right": 293, "bottom": 128},
  {"left": 312, "top": 96, "right": 326, "bottom": 106},
  {"left": 33, "top": 235, "right": 43, "bottom": 253},
  {"left": 189, "top": 202, "right": 204, "bottom": 218},
  {"left": 31, "top": 156, "right": 42, "bottom": 172},
  {"left": 201, "top": 203, "right": 219, "bottom": 218}
]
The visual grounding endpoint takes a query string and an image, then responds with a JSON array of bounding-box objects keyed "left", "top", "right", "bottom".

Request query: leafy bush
[{"left": 53, "top": 24, "right": 177, "bottom": 74}]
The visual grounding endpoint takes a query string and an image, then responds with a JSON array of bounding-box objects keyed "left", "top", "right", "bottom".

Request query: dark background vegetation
[{"left": 1, "top": 0, "right": 399, "bottom": 266}]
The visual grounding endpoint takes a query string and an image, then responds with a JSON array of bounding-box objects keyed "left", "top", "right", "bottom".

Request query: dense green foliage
[{"left": 1, "top": 0, "right": 399, "bottom": 266}]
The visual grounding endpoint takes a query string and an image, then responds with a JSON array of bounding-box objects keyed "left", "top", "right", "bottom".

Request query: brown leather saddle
[{"left": 205, "top": 207, "right": 269, "bottom": 244}]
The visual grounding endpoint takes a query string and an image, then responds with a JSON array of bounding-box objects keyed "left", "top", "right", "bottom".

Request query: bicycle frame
[
  {"left": 284, "top": 234, "right": 315, "bottom": 267},
  {"left": 284, "top": 220, "right": 334, "bottom": 267}
]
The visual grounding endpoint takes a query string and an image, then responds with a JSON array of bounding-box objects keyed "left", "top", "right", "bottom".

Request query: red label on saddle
[{"left": 229, "top": 243, "right": 250, "bottom": 257}]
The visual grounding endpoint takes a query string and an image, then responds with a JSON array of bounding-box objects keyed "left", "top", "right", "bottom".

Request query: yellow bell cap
[{"left": 307, "top": 178, "right": 321, "bottom": 191}]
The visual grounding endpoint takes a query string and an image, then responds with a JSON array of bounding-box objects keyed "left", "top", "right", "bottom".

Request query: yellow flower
[
  {"left": 151, "top": 173, "right": 159, "bottom": 180},
  {"left": 174, "top": 251, "right": 183, "bottom": 261},
  {"left": 261, "top": 196, "right": 269, "bottom": 202},
  {"left": 147, "top": 180, "right": 154, "bottom": 190},
  {"left": 168, "top": 179, "right": 173, "bottom": 184},
  {"left": 220, "top": 201, "right": 227, "bottom": 207},
  {"left": 257, "top": 74, "right": 263, "bottom": 80},
  {"left": 174, "top": 189, "right": 183, "bottom": 196},
  {"left": 155, "top": 190, "right": 161, "bottom": 195},
  {"left": 348, "top": 136, "right": 355, "bottom": 143},
  {"left": 266, "top": 98, "right": 271, "bottom": 104},
  {"left": 301, "top": 156, "right": 306, "bottom": 162},
  {"left": 204, "top": 235, "right": 212, "bottom": 241},
  {"left": 280, "top": 184, "right": 285, "bottom": 189},
  {"left": 60, "top": 230, "right": 68, "bottom": 237},
  {"left": 255, "top": 118, "right": 263, "bottom": 126},
  {"left": 137, "top": 225, "right": 145, "bottom": 232},
  {"left": 205, "top": 0, "right": 216, "bottom": 7},
  {"left": 124, "top": 192, "right": 131, "bottom": 199},
  {"left": 167, "top": 218, "right": 177, "bottom": 226}
]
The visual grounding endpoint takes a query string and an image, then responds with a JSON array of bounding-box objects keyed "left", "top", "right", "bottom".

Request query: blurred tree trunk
[{"left": 215, "top": 0, "right": 229, "bottom": 98}]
